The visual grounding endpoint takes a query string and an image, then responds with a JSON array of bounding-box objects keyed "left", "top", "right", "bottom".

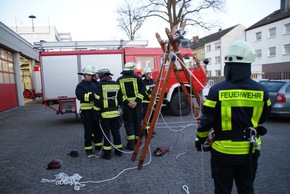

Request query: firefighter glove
[
  {"left": 195, "top": 136, "right": 207, "bottom": 152},
  {"left": 257, "top": 126, "right": 267, "bottom": 136}
]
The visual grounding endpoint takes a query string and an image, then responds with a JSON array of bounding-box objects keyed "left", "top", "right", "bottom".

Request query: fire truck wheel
[{"left": 170, "top": 92, "right": 191, "bottom": 116}]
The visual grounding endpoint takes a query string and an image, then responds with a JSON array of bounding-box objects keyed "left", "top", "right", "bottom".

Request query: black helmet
[{"left": 98, "top": 68, "right": 113, "bottom": 76}]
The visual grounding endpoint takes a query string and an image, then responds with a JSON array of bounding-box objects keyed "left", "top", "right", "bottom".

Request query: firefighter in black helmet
[
  {"left": 117, "top": 62, "right": 145, "bottom": 150},
  {"left": 195, "top": 40, "right": 272, "bottom": 194},
  {"left": 75, "top": 65, "right": 103, "bottom": 156},
  {"left": 93, "top": 68, "right": 123, "bottom": 160}
]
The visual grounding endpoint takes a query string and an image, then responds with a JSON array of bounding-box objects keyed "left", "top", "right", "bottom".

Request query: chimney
[
  {"left": 281, "top": 0, "right": 290, "bottom": 13},
  {"left": 218, "top": 28, "right": 222, "bottom": 32}
]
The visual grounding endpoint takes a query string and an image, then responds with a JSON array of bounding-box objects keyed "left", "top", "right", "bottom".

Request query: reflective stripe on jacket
[
  {"left": 142, "top": 78, "right": 155, "bottom": 104},
  {"left": 117, "top": 73, "right": 145, "bottom": 105},
  {"left": 197, "top": 78, "right": 272, "bottom": 155},
  {"left": 94, "top": 80, "right": 121, "bottom": 118},
  {"left": 75, "top": 80, "right": 95, "bottom": 110}
]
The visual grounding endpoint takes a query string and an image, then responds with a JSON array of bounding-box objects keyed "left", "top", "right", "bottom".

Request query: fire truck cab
[{"left": 124, "top": 47, "right": 206, "bottom": 116}]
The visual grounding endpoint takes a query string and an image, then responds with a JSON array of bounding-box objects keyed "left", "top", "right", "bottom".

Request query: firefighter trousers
[
  {"left": 123, "top": 103, "right": 142, "bottom": 147},
  {"left": 81, "top": 110, "right": 103, "bottom": 151},
  {"left": 211, "top": 150, "right": 259, "bottom": 194},
  {"left": 100, "top": 116, "right": 123, "bottom": 153}
]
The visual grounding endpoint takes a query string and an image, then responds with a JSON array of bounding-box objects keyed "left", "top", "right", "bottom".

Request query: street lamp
[{"left": 28, "top": 15, "right": 36, "bottom": 32}]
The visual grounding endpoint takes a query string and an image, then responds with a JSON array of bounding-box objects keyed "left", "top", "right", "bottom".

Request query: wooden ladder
[{"left": 131, "top": 28, "right": 203, "bottom": 170}]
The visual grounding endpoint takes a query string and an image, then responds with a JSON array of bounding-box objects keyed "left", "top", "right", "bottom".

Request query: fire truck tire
[{"left": 170, "top": 92, "right": 191, "bottom": 116}]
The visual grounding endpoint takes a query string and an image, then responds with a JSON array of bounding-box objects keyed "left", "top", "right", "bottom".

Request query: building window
[
  {"left": 215, "top": 70, "right": 221, "bottom": 76},
  {"left": 136, "top": 56, "right": 154, "bottom": 70},
  {"left": 269, "top": 27, "right": 276, "bottom": 38},
  {"left": 256, "top": 32, "right": 262, "bottom": 41},
  {"left": 215, "top": 42, "right": 220, "bottom": 50},
  {"left": 207, "top": 70, "right": 212, "bottom": 77},
  {"left": 206, "top": 45, "right": 211, "bottom": 52},
  {"left": 255, "top": 49, "right": 262, "bottom": 58},
  {"left": 215, "top": 56, "right": 221, "bottom": 63},
  {"left": 284, "top": 44, "right": 290, "bottom": 54},
  {"left": 285, "top": 23, "right": 290, "bottom": 34},
  {"left": 268, "top": 47, "right": 276, "bottom": 57},
  {"left": 201, "top": 47, "right": 205, "bottom": 53}
]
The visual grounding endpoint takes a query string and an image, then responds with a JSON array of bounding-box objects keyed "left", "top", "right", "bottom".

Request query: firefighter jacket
[
  {"left": 93, "top": 77, "right": 122, "bottom": 118},
  {"left": 117, "top": 71, "right": 145, "bottom": 105},
  {"left": 75, "top": 80, "right": 95, "bottom": 110},
  {"left": 197, "top": 76, "right": 272, "bottom": 155},
  {"left": 142, "top": 78, "right": 155, "bottom": 104},
  {"left": 91, "top": 79, "right": 99, "bottom": 90}
]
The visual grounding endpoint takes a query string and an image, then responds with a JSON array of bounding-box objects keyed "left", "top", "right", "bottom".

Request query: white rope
[
  {"left": 159, "top": 113, "right": 197, "bottom": 132},
  {"left": 98, "top": 119, "right": 138, "bottom": 154},
  {"left": 183, "top": 185, "right": 190, "bottom": 194},
  {"left": 41, "top": 172, "right": 84, "bottom": 191},
  {"left": 41, "top": 145, "right": 153, "bottom": 191}
]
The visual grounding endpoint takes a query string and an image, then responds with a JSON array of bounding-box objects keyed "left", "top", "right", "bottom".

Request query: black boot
[
  {"left": 115, "top": 148, "right": 123, "bottom": 156},
  {"left": 85, "top": 149, "right": 94, "bottom": 156},
  {"left": 101, "top": 150, "right": 111, "bottom": 160},
  {"left": 95, "top": 145, "right": 102, "bottom": 151},
  {"left": 125, "top": 140, "right": 135, "bottom": 151}
]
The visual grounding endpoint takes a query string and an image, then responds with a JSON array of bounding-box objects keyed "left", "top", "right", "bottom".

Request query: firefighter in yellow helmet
[
  {"left": 93, "top": 68, "right": 123, "bottom": 160},
  {"left": 195, "top": 40, "right": 272, "bottom": 193},
  {"left": 141, "top": 67, "right": 155, "bottom": 136},
  {"left": 117, "top": 62, "right": 145, "bottom": 150},
  {"left": 90, "top": 67, "right": 103, "bottom": 152},
  {"left": 75, "top": 65, "right": 103, "bottom": 156}
]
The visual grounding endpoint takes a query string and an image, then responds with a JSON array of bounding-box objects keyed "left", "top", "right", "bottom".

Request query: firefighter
[
  {"left": 75, "top": 65, "right": 102, "bottom": 156},
  {"left": 141, "top": 67, "right": 155, "bottom": 136},
  {"left": 92, "top": 67, "right": 99, "bottom": 83},
  {"left": 90, "top": 67, "right": 103, "bottom": 152},
  {"left": 117, "top": 62, "right": 145, "bottom": 150},
  {"left": 93, "top": 68, "right": 123, "bottom": 160},
  {"left": 195, "top": 40, "right": 272, "bottom": 194}
]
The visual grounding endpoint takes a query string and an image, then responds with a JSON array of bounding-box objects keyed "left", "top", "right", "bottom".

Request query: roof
[
  {"left": 190, "top": 24, "right": 239, "bottom": 48},
  {"left": 246, "top": 9, "right": 290, "bottom": 31}
]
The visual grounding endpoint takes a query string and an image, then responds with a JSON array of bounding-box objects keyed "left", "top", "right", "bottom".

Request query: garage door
[{"left": 0, "top": 49, "right": 17, "bottom": 112}]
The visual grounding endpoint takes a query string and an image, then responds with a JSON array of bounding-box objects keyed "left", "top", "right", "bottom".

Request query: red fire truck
[{"left": 33, "top": 40, "right": 206, "bottom": 117}]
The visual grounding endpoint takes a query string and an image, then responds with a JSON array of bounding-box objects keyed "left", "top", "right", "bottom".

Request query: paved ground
[{"left": 0, "top": 101, "right": 289, "bottom": 194}]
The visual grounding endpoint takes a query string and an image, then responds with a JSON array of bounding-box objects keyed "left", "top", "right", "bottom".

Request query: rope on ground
[
  {"left": 41, "top": 145, "right": 152, "bottom": 191},
  {"left": 183, "top": 185, "right": 190, "bottom": 194}
]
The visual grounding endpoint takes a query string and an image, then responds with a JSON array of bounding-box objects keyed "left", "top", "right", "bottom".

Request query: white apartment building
[
  {"left": 199, "top": 24, "right": 246, "bottom": 77},
  {"left": 245, "top": 0, "right": 290, "bottom": 79}
]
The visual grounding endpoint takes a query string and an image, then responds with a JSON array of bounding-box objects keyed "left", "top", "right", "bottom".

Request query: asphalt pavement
[{"left": 0, "top": 101, "right": 289, "bottom": 194}]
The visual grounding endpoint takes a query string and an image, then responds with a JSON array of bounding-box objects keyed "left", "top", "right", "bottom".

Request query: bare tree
[
  {"left": 117, "top": 0, "right": 225, "bottom": 39},
  {"left": 117, "top": 0, "right": 147, "bottom": 40},
  {"left": 140, "top": 0, "right": 225, "bottom": 32}
]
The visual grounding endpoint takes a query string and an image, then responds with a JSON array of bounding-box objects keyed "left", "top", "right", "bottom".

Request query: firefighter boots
[
  {"left": 101, "top": 150, "right": 111, "bottom": 160},
  {"left": 115, "top": 148, "right": 123, "bottom": 156},
  {"left": 85, "top": 150, "right": 94, "bottom": 156}
]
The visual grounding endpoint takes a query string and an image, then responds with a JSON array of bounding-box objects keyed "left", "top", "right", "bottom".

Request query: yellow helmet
[
  {"left": 225, "top": 40, "right": 256, "bottom": 63},
  {"left": 124, "top": 62, "right": 136, "bottom": 71},
  {"left": 78, "top": 65, "right": 95, "bottom": 75},
  {"left": 92, "top": 66, "right": 99, "bottom": 74},
  {"left": 142, "top": 67, "right": 152, "bottom": 76}
]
